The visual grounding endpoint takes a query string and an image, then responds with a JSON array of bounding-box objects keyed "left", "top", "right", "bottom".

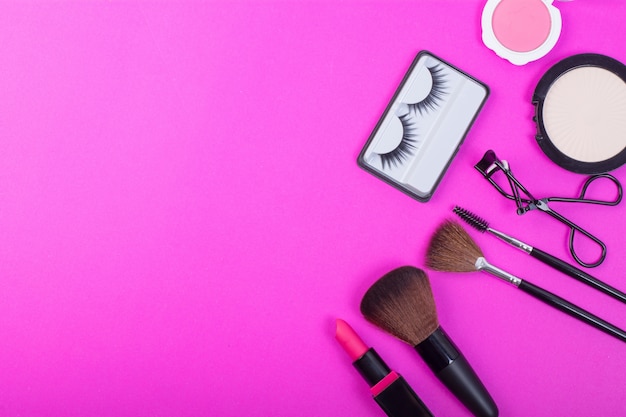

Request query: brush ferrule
[
  {"left": 475, "top": 257, "right": 522, "bottom": 286},
  {"left": 487, "top": 228, "right": 533, "bottom": 253},
  {"left": 414, "top": 327, "right": 460, "bottom": 373}
]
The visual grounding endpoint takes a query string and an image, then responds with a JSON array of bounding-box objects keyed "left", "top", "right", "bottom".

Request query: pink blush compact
[
  {"left": 482, "top": 0, "right": 562, "bottom": 65},
  {"left": 492, "top": 0, "right": 551, "bottom": 53}
]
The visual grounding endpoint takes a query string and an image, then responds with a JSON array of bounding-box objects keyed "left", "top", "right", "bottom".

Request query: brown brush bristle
[
  {"left": 360, "top": 266, "right": 439, "bottom": 346},
  {"left": 425, "top": 219, "right": 483, "bottom": 272}
]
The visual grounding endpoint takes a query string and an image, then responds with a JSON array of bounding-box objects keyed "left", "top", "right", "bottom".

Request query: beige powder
[{"left": 543, "top": 67, "right": 626, "bottom": 163}]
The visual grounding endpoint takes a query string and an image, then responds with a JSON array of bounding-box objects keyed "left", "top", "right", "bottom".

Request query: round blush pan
[
  {"left": 492, "top": 0, "right": 552, "bottom": 53},
  {"left": 481, "top": 0, "right": 562, "bottom": 66},
  {"left": 533, "top": 54, "right": 626, "bottom": 174}
]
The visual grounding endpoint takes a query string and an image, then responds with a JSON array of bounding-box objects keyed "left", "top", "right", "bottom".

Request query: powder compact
[
  {"left": 533, "top": 53, "right": 626, "bottom": 174},
  {"left": 358, "top": 51, "right": 489, "bottom": 202},
  {"left": 481, "top": 0, "right": 562, "bottom": 66}
]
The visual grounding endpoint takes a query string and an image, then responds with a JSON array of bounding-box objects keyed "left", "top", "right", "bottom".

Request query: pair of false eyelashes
[{"left": 379, "top": 64, "right": 449, "bottom": 170}]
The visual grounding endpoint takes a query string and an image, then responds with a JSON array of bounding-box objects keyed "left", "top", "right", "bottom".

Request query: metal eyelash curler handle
[
  {"left": 526, "top": 175, "right": 622, "bottom": 268},
  {"left": 474, "top": 150, "right": 623, "bottom": 268},
  {"left": 531, "top": 198, "right": 607, "bottom": 268}
]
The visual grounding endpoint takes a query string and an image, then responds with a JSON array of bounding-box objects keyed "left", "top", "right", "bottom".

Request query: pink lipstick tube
[{"left": 336, "top": 319, "right": 434, "bottom": 417}]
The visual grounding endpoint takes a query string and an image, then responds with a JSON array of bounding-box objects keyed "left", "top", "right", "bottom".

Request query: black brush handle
[
  {"left": 416, "top": 328, "right": 498, "bottom": 417},
  {"left": 530, "top": 247, "right": 626, "bottom": 304},
  {"left": 437, "top": 354, "right": 498, "bottom": 417},
  {"left": 517, "top": 279, "right": 626, "bottom": 342}
]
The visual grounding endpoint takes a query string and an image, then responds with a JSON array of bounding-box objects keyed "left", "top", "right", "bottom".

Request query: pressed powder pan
[{"left": 533, "top": 53, "right": 626, "bottom": 174}]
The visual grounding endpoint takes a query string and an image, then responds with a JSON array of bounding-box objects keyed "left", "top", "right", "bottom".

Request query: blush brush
[
  {"left": 361, "top": 266, "right": 498, "bottom": 417},
  {"left": 453, "top": 205, "right": 626, "bottom": 304},
  {"left": 426, "top": 220, "right": 626, "bottom": 343}
]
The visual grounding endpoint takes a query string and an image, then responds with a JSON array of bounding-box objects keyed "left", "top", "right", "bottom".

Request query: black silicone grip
[
  {"left": 518, "top": 279, "right": 626, "bottom": 342},
  {"left": 530, "top": 247, "right": 626, "bottom": 303}
]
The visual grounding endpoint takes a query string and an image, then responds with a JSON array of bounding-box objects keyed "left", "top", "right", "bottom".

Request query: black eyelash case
[{"left": 358, "top": 51, "right": 489, "bottom": 201}]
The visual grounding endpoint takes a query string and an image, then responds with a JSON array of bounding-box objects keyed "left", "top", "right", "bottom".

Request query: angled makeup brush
[
  {"left": 453, "top": 205, "right": 626, "bottom": 304},
  {"left": 361, "top": 266, "right": 498, "bottom": 417},
  {"left": 425, "top": 220, "right": 626, "bottom": 343}
]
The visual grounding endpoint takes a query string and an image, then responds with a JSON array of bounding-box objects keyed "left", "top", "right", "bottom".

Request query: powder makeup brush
[
  {"left": 453, "top": 205, "right": 626, "bottom": 304},
  {"left": 426, "top": 220, "right": 626, "bottom": 343},
  {"left": 361, "top": 266, "right": 498, "bottom": 417}
]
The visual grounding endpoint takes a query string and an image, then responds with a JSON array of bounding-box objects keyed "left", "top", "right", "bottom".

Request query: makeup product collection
[{"left": 338, "top": 4, "right": 626, "bottom": 416}]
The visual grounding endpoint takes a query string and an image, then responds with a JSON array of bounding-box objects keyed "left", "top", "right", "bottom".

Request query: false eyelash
[
  {"left": 379, "top": 113, "right": 418, "bottom": 170},
  {"left": 408, "top": 64, "right": 448, "bottom": 115}
]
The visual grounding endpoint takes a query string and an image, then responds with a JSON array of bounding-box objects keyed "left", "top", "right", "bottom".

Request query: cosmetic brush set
[{"left": 336, "top": 2, "right": 626, "bottom": 416}]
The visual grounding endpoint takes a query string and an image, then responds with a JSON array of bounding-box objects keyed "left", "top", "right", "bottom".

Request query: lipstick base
[{"left": 374, "top": 374, "right": 434, "bottom": 417}]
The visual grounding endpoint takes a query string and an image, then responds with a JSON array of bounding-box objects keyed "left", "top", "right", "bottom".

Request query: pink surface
[{"left": 0, "top": 1, "right": 625, "bottom": 416}]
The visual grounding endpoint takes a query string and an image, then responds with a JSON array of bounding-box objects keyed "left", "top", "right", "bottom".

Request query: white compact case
[{"left": 358, "top": 51, "right": 489, "bottom": 202}]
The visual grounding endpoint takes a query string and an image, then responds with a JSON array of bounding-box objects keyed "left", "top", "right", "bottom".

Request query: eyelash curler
[{"left": 474, "top": 150, "right": 623, "bottom": 268}]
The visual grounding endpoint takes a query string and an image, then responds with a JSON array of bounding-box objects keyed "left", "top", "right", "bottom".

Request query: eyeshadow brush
[
  {"left": 453, "top": 205, "right": 626, "bottom": 304},
  {"left": 361, "top": 266, "right": 498, "bottom": 417},
  {"left": 425, "top": 220, "right": 626, "bottom": 343}
]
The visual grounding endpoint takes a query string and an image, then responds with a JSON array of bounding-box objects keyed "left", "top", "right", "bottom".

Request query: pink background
[{"left": 0, "top": 1, "right": 625, "bottom": 416}]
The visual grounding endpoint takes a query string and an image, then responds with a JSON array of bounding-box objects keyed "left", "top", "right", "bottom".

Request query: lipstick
[{"left": 335, "top": 318, "right": 434, "bottom": 417}]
